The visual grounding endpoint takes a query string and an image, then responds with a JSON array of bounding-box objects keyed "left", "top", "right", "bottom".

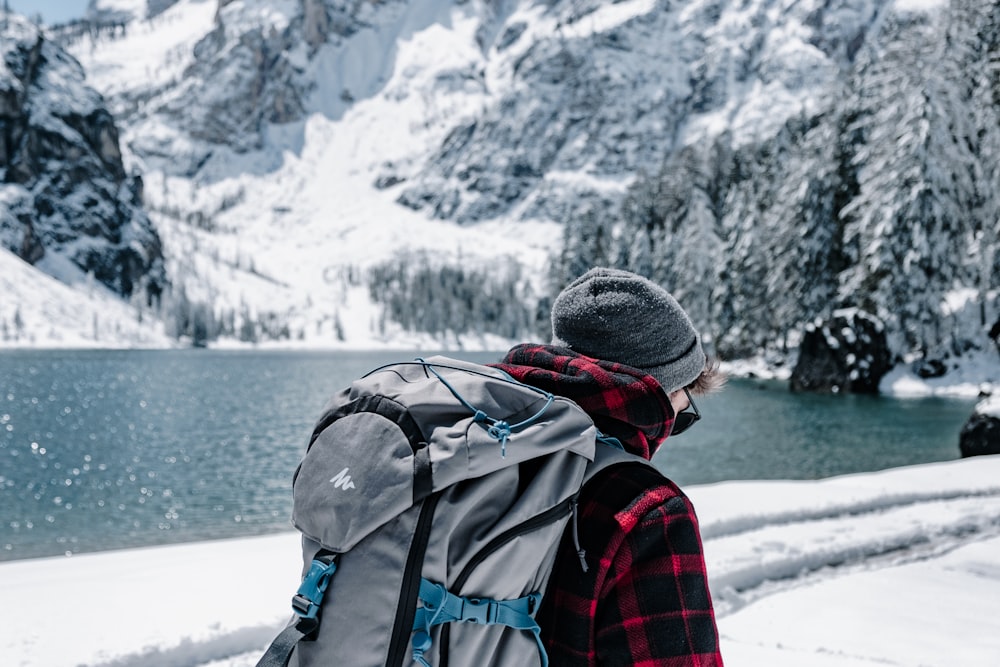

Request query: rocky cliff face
[
  {"left": 134, "top": 0, "right": 377, "bottom": 166},
  {"left": 0, "top": 15, "right": 165, "bottom": 302},
  {"left": 391, "top": 0, "right": 873, "bottom": 225}
]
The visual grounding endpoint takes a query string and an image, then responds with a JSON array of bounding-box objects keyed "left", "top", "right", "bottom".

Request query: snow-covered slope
[{"left": 0, "top": 248, "right": 170, "bottom": 347}]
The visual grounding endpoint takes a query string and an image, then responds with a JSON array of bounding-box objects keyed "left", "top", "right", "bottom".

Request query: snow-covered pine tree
[
  {"left": 952, "top": 0, "right": 1000, "bottom": 328},
  {"left": 713, "top": 133, "right": 789, "bottom": 358},
  {"left": 614, "top": 136, "right": 731, "bottom": 350},
  {"left": 838, "top": 10, "right": 981, "bottom": 359},
  {"left": 551, "top": 205, "right": 615, "bottom": 287},
  {"left": 650, "top": 144, "right": 725, "bottom": 347},
  {"left": 753, "top": 110, "right": 849, "bottom": 355}
]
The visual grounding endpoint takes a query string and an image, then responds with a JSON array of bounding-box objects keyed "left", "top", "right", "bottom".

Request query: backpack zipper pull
[{"left": 571, "top": 499, "right": 588, "bottom": 573}]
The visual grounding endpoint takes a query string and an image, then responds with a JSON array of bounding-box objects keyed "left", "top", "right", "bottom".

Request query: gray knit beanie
[{"left": 551, "top": 268, "right": 706, "bottom": 394}]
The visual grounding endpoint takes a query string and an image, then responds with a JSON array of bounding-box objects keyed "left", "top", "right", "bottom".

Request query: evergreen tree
[
  {"left": 839, "top": 13, "right": 981, "bottom": 357},
  {"left": 367, "top": 254, "right": 536, "bottom": 342},
  {"left": 616, "top": 139, "right": 731, "bottom": 348},
  {"left": 654, "top": 144, "right": 725, "bottom": 342},
  {"left": 764, "top": 106, "right": 854, "bottom": 351},
  {"left": 953, "top": 0, "right": 1000, "bottom": 327},
  {"left": 714, "top": 137, "right": 783, "bottom": 358}
]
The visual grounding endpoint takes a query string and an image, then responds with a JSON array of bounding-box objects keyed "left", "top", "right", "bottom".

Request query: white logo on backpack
[{"left": 329, "top": 467, "right": 356, "bottom": 490}]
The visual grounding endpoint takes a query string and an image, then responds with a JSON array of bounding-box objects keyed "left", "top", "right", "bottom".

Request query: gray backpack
[{"left": 257, "top": 356, "right": 643, "bottom": 667}]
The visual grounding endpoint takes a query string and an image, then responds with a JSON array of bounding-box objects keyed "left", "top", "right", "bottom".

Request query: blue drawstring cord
[
  {"left": 418, "top": 359, "right": 554, "bottom": 457},
  {"left": 411, "top": 587, "right": 449, "bottom": 667}
]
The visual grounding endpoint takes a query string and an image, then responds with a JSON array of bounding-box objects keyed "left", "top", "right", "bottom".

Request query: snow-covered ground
[
  {"left": 3, "top": 456, "right": 999, "bottom": 667},
  {"left": 0, "top": 250, "right": 172, "bottom": 349},
  {"left": 720, "top": 351, "right": 1000, "bottom": 400}
]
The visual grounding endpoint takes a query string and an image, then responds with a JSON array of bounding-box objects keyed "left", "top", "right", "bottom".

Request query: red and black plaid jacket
[{"left": 493, "top": 344, "right": 724, "bottom": 666}]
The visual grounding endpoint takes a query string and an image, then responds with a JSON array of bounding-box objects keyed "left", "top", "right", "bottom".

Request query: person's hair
[{"left": 687, "top": 357, "right": 726, "bottom": 395}]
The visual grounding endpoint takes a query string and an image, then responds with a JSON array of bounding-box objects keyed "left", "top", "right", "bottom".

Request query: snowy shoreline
[
  {"left": 721, "top": 347, "right": 1000, "bottom": 400},
  {"left": 3, "top": 456, "right": 1000, "bottom": 667}
]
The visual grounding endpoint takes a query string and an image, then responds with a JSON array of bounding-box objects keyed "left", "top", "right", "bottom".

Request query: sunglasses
[{"left": 670, "top": 389, "right": 701, "bottom": 436}]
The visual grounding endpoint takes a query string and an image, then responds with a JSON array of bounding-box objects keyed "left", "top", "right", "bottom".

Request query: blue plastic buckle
[
  {"left": 291, "top": 557, "right": 338, "bottom": 620},
  {"left": 460, "top": 598, "right": 498, "bottom": 624}
]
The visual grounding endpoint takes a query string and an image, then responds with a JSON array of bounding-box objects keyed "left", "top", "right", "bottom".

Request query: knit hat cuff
[{"left": 642, "top": 337, "right": 706, "bottom": 395}]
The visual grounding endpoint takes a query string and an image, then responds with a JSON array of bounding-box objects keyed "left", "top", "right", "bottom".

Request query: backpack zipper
[
  {"left": 455, "top": 495, "right": 577, "bottom": 590},
  {"left": 387, "top": 491, "right": 442, "bottom": 667},
  {"left": 439, "top": 494, "right": 578, "bottom": 667}
]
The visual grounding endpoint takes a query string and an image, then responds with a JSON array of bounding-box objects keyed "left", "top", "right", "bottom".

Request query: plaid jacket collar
[{"left": 492, "top": 343, "right": 675, "bottom": 460}]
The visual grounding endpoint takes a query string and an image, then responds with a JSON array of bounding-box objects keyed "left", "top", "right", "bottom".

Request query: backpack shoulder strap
[
  {"left": 562, "top": 437, "right": 662, "bottom": 574},
  {"left": 583, "top": 434, "right": 658, "bottom": 486}
]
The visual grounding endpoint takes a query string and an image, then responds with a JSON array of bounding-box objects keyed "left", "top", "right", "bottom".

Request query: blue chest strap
[{"left": 411, "top": 578, "right": 547, "bottom": 667}]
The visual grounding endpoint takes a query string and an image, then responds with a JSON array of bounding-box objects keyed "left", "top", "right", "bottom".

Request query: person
[{"left": 492, "top": 267, "right": 725, "bottom": 666}]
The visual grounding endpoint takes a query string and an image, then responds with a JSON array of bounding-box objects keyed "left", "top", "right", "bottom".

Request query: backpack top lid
[{"left": 291, "top": 356, "right": 597, "bottom": 553}]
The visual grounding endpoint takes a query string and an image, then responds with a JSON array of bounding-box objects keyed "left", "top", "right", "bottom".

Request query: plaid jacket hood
[{"left": 492, "top": 343, "right": 675, "bottom": 460}]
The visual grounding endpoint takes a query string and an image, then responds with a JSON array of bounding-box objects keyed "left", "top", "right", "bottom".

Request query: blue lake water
[{"left": 0, "top": 349, "right": 979, "bottom": 561}]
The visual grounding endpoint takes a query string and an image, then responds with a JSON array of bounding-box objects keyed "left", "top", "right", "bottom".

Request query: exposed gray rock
[
  {"left": 175, "top": 24, "right": 305, "bottom": 152},
  {"left": 161, "top": 7, "right": 314, "bottom": 154},
  {"left": 303, "top": 0, "right": 332, "bottom": 51},
  {"left": 912, "top": 358, "right": 947, "bottom": 379},
  {"left": 395, "top": 28, "right": 669, "bottom": 224},
  {"left": 146, "top": 0, "right": 182, "bottom": 20},
  {"left": 0, "top": 16, "right": 165, "bottom": 301},
  {"left": 141, "top": 0, "right": 382, "bottom": 161},
  {"left": 790, "top": 309, "right": 893, "bottom": 394}
]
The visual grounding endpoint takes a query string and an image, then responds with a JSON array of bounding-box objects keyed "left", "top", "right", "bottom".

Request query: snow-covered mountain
[
  {"left": 2, "top": 0, "right": 998, "bottom": 380},
  {"left": 61, "top": 0, "right": 570, "bottom": 348}
]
